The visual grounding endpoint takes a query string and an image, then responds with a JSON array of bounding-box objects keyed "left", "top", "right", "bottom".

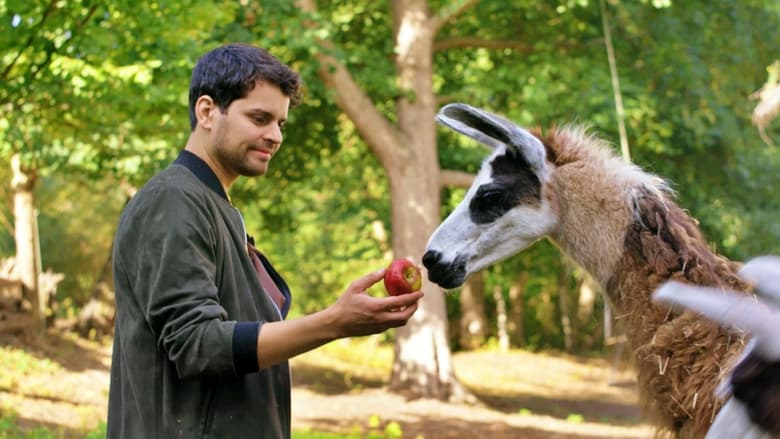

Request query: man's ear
[{"left": 194, "top": 95, "right": 217, "bottom": 130}]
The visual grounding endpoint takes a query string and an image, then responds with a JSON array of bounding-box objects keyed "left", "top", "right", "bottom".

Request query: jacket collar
[{"left": 174, "top": 150, "right": 229, "bottom": 203}]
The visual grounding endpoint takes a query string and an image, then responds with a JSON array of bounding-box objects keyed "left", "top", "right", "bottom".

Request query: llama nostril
[{"left": 422, "top": 250, "right": 442, "bottom": 269}]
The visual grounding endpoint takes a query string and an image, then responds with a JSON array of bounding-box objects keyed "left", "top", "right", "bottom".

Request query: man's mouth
[{"left": 250, "top": 148, "right": 272, "bottom": 160}]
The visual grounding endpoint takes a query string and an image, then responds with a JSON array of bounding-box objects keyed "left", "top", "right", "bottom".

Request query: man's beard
[{"left": 213, "top": 132, "right": 267, "bottom": 177}]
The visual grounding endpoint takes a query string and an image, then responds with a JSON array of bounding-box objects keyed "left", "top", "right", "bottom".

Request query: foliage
[
  {"left": 0, "top": 0, "right": 236, "bottom": 305},
  {"left": 36, "top": 174, "right": 126, "bottom": 306},
  {"left": 0, "top": 0, "right": 237, "bottom": 180}
]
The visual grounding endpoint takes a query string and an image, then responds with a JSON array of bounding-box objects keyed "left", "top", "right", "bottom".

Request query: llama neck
[
  {"left": 558, "top": 191, "right": 748, "bottom": 436},
  {"left": 549, "top": 186, "right": 636, "bottom": 289}
]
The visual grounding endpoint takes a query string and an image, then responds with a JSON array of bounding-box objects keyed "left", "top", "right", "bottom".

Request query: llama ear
[{"left": 436, "top": 103, "right": 546, "bottom": 171}]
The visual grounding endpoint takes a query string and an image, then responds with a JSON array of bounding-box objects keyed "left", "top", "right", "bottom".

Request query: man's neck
[{"left": 184, "top": 136, "right": 234, "bottom": 194}]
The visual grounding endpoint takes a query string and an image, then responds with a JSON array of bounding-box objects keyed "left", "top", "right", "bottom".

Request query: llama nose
[{"left": 422, "top": 250, "right": 442, "bottom": 270}]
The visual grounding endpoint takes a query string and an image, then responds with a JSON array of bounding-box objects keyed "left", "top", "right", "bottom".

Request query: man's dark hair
[{"left": 188, "top": 43, "right": 302, "bottom": 130}]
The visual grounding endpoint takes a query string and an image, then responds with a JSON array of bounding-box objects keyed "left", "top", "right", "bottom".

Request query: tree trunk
[
  {"left": 11, "top": 154, "right": 43, "bottom": 332},
  {"left": 458, "top": 270, "right": 487, "bottom": 350},
  {"left": 77, "top": 239, "right": 116, "bottom": 339},
  {"left": 493, "top": 284, "right": 509, "bottom": 351},
  {"left": 507, "top": 272, "right": 528, "bottom": 347},
  {"left": 558, "top": 264, "right": 573, "bottom": 351},
  {"left": 575, "top": 272, "right": 601, "bottom": 350},
  {"left": 387, "top": 0, "right": 469, "bottom": 401},
  {"left": 296, "top": 0, "right": 470, "bottom": 401},
  {"left": 576, "top": 272, "right": 597, "bottom": 323}
]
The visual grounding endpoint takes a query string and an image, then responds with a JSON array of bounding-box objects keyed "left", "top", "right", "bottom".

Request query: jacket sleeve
[{"left": 120, "top": 183, "right": 245, "bottom": 379}]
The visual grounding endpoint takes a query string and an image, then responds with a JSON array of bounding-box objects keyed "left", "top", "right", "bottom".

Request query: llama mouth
[
  {"left": 428, "top": 271, "right": 465, "bottom": 289},
  {"left": 423, "top": 252, "right": 468, "bottom": 289}
]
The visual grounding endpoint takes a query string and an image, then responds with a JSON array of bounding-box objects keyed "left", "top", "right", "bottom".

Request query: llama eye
[
  {"left": 469, "top": 187, "right": 511, "bottom": 223},
  {"left": 477, "top": 190, "right": 502, "bottom": 205}
]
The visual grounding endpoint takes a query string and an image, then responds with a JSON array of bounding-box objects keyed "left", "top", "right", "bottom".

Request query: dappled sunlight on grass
[
  {"left": 452, "top": 348, "right": 642, "bottom": 424},
  {"left": 454, "top": 348, "right": 636, "bottom": 400},
  {"left": 291, "top": 341, "right": 650, "bottom": 436},
  {"left": 0, "top": 332, "right": 111, "bottom": 437},
  {"left": 291, "top": 334, "right": 394, "bottom": 393},
  {"left": 0, "top": 346, "right": 63, "bottom": 391}
]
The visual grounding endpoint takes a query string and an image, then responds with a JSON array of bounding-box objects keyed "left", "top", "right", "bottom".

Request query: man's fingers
[
  {"left": 384, "top": 301, "right": 420, "bottom": 326},
  {"left": 347, "top": 268, "right": 387, "bottom": 293},
  {"left": 381, "top": 291, "right": 424, "bottom": 309}
]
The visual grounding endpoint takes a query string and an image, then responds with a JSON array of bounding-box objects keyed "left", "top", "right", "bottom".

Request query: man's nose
[{"left": 264, "top": 124, "right": 283, "bottom": 145}]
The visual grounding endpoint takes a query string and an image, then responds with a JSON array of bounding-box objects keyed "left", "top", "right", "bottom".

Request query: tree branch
[
  {"left": 295, "top": 0, "right": 401, "bottom": 168},
  {"left": 28, "top": 5, "right": 99, "bottom": 82},
  {"left": 434, "top": 37, "right": 536, "bottom": 52},
  {"left": 439, "top": 169, "right": 474, "bottom": 188},
  {"left": 1, "top": 0, "right": 59, "bottom": 81},
  {"left": 431, "top": 0, "right": 480, "bottom": 32}
]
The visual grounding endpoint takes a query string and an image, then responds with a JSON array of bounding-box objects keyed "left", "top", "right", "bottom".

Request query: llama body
[
  {"left": 422, "top": 103, "right": 753, "bottom": 437},
  {"left": 654, "top": 256, "right": 780, "bottom": 437}
]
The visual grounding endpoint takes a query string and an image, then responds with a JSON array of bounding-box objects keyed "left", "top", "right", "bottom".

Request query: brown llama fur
[{"left": 536, "top": 126, "right": 752, "bottom": 438}]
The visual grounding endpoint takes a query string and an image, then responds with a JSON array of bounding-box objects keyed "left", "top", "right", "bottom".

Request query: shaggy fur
[{"left": 537, "top": 126, "right": 752, "bottom": 438}]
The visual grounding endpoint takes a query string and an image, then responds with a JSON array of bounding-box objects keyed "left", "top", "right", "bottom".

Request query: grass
[
  {"left": 0, "top": 415, "right": 105, "bottom": 439},
  {"left": 297, "top": 334, "right": 394, "bottom": 375}
]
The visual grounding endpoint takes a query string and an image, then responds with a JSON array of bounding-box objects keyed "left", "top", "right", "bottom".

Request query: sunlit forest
[{"left": 1, "top": 1, "right": 778, "bottom": 438}]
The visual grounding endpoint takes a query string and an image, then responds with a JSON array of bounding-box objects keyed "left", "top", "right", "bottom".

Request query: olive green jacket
[{"left": 108, "top": 151, "right": 292, "bottom": 438}]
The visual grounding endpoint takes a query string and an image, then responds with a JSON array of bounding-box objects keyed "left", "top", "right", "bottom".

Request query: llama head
[
  {"left": 424, "top": 103, "right": 670, "bottom": 289},
  {"left": 423, "top": 103, "right": 559, "bottom": 288}
]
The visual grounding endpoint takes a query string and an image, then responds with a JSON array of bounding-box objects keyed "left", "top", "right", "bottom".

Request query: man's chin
[{"left": 239, "top": 161, "right": 269, "bottom": 177}]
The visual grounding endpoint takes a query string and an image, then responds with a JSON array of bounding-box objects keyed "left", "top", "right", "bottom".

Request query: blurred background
[{"left": 1, "top": 1, "right": 778, "bottom": 438}]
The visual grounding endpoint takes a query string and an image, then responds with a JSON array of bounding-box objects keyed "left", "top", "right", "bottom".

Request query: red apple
[{"left": 383, "top": 259, "right": 422, "bottom": 296}]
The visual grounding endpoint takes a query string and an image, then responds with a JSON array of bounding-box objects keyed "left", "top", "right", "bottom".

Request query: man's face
[{"left": 208, "top": 80, "right": 290, "bottom": 180}]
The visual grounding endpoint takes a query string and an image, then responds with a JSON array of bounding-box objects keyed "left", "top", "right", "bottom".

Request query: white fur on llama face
[{"left": 423, "top": 104, "right": 558, "bottom": 289}]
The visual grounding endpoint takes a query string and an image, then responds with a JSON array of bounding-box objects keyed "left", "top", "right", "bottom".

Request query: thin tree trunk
[
  {"left": 575, "top": 272, "right": 600, "bottom": 350},
  {"left": 576, "top": 272, "right": 597, "bottom": 323},
  {"left": 11, "top": 154, "right": 42, "bottom": 332},
  {"left": 600, "top": 0, "right": 631, "bottom": 162},
  {"left": 493, "top": 284, "right": 509, "bottom": 351},
  {"left": 558, "top": 264, "right": 573, "bottom": 351},
  {"left": 507, "top": 272, "right": 528, "bottom": 347},
  {"left": 458, "top": 270, "right": 487, "bottom": 350}
]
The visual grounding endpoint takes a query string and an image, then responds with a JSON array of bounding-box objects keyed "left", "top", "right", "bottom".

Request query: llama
[{"left": 422, "top": 103, "right": 776, "bottom": 438}]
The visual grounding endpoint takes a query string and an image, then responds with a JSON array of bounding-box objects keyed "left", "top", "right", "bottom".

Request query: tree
[{"left": 0, "top": 0, "right": 234, "bottom": 330}]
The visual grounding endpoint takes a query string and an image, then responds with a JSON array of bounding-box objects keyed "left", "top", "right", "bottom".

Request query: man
[{"left": 107, "top": 43, "right": 423, "bottom": 439}]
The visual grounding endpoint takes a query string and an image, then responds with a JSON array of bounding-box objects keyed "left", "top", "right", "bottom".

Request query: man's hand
[
  {"left": 326, "top": 268, "right": 424, "bottom": 338},
  {"left": 256, "top": 268, "right": 423, "bottom": 368}
]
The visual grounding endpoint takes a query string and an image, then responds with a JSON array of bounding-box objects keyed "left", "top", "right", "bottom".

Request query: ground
[{"left": 0, "top": 330, "right": 654, "bottom": 438}]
